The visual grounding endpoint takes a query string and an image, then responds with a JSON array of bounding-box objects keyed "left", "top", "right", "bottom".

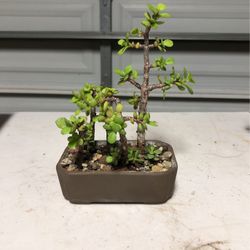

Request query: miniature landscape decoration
[{"left": 55, "top": 3, "right": 195, "bottom": 203}]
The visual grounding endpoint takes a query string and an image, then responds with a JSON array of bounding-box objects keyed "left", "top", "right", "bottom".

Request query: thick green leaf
[
  {"left": 83, "top": 83, "right": 91, "bottom": 92},
  {"left": 155, "top": 149, "right": 163, "bottom": 154},
  {"left": 55, "top": 117, "right": 71, "bottom": 129},
  {"left": 106, "top": 109, "right": 113, "bottom": 118},
  {"left": 68, "top": 141, "right": 78, "bottom": 148},
  {"left": 97, "top": 115, "right": 105, "bottom": 122},
  {"left": 103, "top": 101, "right": 109, "bottom": 112},
  {"left": 108, "top": 132, "right": 117, "bottom": 144},
  {"left": 132, "top": 70, "right": 138, "bottom": 79},
  {"left": 148, "top": 121, "right": 157, "bottom": 126},
  {"left": 183, "top": 83, "right": 194, "bottom": 94},
  {"left": 110, "top": 122, "right": 122, "bottom": 133},
  {"left": 61, "top": 127, "right": 72, "bottom": 135},
  {"left": 130, "top": 27, "right": 139, "bottom": 35},
  {"left": 118, "top": 39, "right": 125, "bottom": 46},
  {"left": 124, "top": 65, "right": 133, "bottom": 74},
  {"left": 103, "top": 124, "right": 111, "bottom": 131},
  {"left": 74, "top": 109, "right": 81, "bottom": 115},
  {"left": 187, "top": 72, "right": 195, "bottom": 83},
  {"left": 147, "top": 4, "right": 158, "bottom": 14},
  {"left": 106, "top": 156, "right": 113, "bottom": 163},
  {"left": 67, "top": 133, "right": 81, "bottom": 149},
  {"left": 115, "top": 68, "right": 124, "bottom": 76},
  {"left": 151, "top": 23, "right": 158, "bottom": 29},
  {"left": 160, "top": 13, "right": 171, "bottom": 18},
  {"left": 116, "top": 103, "right": 123, "bottom": 113},
  {"left": 175, "top": 82, "right": 185, "bottom": 91},
  {"left": 166, "top": 57, "right": 175, "bottom": 65},
  {"left": 89, "top": 99, "right": 97, "bottom": 107},
  {"left": 163, "top": 39, "right": 173, "bottom": 47},
  {"left": 141, "top": 20, "right": 151, "bottom": 27},
  {"left": 70, "top": 115, "right": 77, "bottom": 123},
  {"left": 144, "top": 12, "right": 151, "bottom": 20},
  {"left": 138, "top": 124, "right": 144, "bottom": 132},
  {"left": 147, "top": 154, "right": 155, "bottom": 159},
  {"left": 143, "top": 113, "right": 150, "bottom": 122},
  {"left": 157, "top": 3, "right": 167, "bottom": 11},
  {"left": 118, "top": 47, "right": 127, "bottom": 55},
  {"left": 113, "top": 116, "right": 124, "bottom": 125}
]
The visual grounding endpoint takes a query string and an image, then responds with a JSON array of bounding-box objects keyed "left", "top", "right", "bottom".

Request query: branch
[
  {"left": 148, "top": 44, "right": 156, "bottom": 49},
  {"left": 104, "top": 96, "right": 120, "bottom": 104},
  {"left": 147, "top": 83, "right": 165, "bottom": 91},
  {"left": 131, "top": 43, "right": 144, "bottom": 49},
  {"left": 128, "top": 78, "right": 141, "bottom": 89},
  {"left": 124, "top": 116, "right": 143, "bottom": 124},
  {"left": 133, "top": 44, "right": 155, "bottom": 49}
]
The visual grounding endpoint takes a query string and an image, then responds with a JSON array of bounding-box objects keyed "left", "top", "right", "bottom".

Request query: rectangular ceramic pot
[{"left": 56, "top": 140, "right": 178, "bottom": 204}]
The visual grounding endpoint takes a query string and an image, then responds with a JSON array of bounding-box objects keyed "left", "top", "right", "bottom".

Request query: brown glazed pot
[{"left": 56, "top": 140, "right": 178, "bottom": 204}]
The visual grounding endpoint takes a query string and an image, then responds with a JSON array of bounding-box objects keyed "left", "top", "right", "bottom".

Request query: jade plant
[{"left": 56, "top": 3, "right": 195, "bottom": 171}]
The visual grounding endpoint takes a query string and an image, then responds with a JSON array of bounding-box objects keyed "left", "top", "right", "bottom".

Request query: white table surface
[{"left": 0, "top": 112, "right": 249, "bottom": 250}]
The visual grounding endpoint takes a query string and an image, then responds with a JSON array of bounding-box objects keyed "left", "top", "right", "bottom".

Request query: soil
[{"left": 60, "top": 142, "right": 173, "bottom": 173}]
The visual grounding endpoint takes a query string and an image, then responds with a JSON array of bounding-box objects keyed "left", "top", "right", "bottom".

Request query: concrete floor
[{"left": 0, "top": 112, "right": 249, "bottom": 250}]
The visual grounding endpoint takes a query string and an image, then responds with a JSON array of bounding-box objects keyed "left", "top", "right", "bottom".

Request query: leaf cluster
[
  {"left": 55, "top": 115, "right": 92, "bottom": 148},
  {"left": 163, "top": 67, "right": 195, "bottom": 95},
  {"left": 56, "top": 84, "right": 121, "bottom": 149},
  {"left": 71, "top": 83, "right": 118, "bottom": 115},
  {"left": 152, "top": 56, "right": 175, "bottom": 71},
  {"left": 106, "top": 147, "right": 120, "bottom": 165},
  {"left": 127, "top": 147, "right": 143, "bottom": 164},
  {"left": 117, "top": 32, "right": 131, "bottom": 55},
  {"left": 128, "top": 93, "right": 141, "bottom": 110},
  {"left": 132, "top": 112, "right": 157, "bottom": 133},
  {"left": 145, "top": 144, "right": 163, "bottom": 161},
  {"left": 142, "top": 4, "right": 171, "bottom": 29},
  {"left": 154, "top": 38, "right": 174, "bottom": 52},
  {"left": 115, "top": 65, "right": 138, "bottom": 85},
  {"left": 99, "top": 103, "right": 127, "bottom": 144}
]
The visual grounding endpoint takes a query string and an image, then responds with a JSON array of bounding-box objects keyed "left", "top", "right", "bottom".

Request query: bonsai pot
[{"left": 56, "top": 140, "right": 178, "bottom": 204}]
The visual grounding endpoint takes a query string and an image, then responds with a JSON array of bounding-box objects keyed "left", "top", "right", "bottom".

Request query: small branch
[
  {"left": 147, "top": 83, "right": 165, "bottom": 91},
  {"left": 128, "top": 78, "right": 141, "bottom": 89},
  {"left": 124, "top": 116, "right": 143, "bottom": 124},
  {"left": 148, "top": 44, "right": 156, "bottom": 49},
  {"left": 130, "top": 43, "right": 144, "bottom": 49},
  {"left": 123, "top": 116, "right": 131, "bottom": 122},
  {"left": 104, "top": 96, "right": 120, "bottom": 104}
]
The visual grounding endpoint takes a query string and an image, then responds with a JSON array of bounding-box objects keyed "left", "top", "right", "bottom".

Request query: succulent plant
[{"left": 56, "top": 3, "right": 195, "bottom": 167}]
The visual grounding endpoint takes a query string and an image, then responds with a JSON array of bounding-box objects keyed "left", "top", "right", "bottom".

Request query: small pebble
[
  {"left": 92, "top": 153, "right": 102, "bottom": 162},
  {"left": 162, "top": 160, "right": 171, "bottom": 169},
  {"left": 161, "top": 151, "right": 172, "bottom": 160},
  {"left": 89, "top": 161, "right": 99, "bottom": 170},
  {"left": 152, "top": 164, "right": 164, "bottom": 172},
  {"left": 144, "top": 165, "right": 151, "bottom": 171},
  {"left": 60, "top": 158, "right": 72, "bottom": 166},
  {"left": 67, "top": 164, "right": 77, "bottom": 172},
  {"left": 67, "top": 154, "right": 76, "bottom": 161},
  {"left": 82, "top": 163, "right": 88, "bottom": 168},
  {"left": 100, "top": 164, "right": 112, "bottom": 171}
]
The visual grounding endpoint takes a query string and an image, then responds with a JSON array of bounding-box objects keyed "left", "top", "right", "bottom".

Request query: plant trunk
[
  {"left": 89, "top": 106, "right": 96, "bottom": 151},
  {"left": 137, "top": 27, "right": 150, "bottom": 150},
  {"left": 119, "top": 133, "right": 128, "bottom": 163},
  {"left": 90, "top": 107, "right": 96, "bottom": 141}
]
